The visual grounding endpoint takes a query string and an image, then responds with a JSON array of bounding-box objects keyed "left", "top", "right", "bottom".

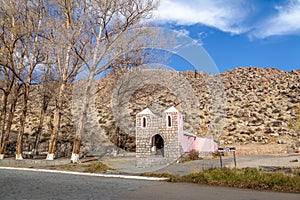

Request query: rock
[
  {"left": 271, "top": 121, "right": 282, "bottom": 127},
  {"left": 270, "top": 133, "right": 279, "bottom": 137},
  {"left": 265, "top": 127, "right": 275, "bottom": 134}
]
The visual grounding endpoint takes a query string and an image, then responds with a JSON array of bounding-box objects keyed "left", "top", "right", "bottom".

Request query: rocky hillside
[
  {"left": 3, "top": 67, "right": 300, "bottom": 156},
  {"left": 220, "top": 67, "right": 299, "bottom": 153}
]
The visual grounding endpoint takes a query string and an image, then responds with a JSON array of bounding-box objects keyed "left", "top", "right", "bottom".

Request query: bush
[
  {"left": 181, "top": 168, "right": 300, "bottom": 192},
  {"left": 188, "top": 150, "right": 199, "bottom": 160},
  {"left": 141, "top": 168, "right": 300, "bottom": 192},
  {"left": 86, "top": 162, "right": 111, "bottom": 173}
]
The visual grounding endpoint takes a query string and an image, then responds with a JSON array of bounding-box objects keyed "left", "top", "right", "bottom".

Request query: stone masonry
[{"left": 136, "top": 106, "right": 183, "bottom": 168}]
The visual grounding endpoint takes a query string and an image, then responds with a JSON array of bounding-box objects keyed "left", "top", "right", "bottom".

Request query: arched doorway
[{"left": 151, "top": 134, "right": 164, "bottom": 157}]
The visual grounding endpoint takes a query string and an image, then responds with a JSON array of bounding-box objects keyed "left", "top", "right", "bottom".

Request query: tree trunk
[
  {"left": 0, "top": 93, "right": 8, "bottom": 147},
  {"left": 15, "top": 85, "right": 29, "bottom": 160},
  {"left": 70, "top": 87, "right": 89, "bottom": 163},
  {"left": 32, "top": 96, "right": 48, "bottom": 157},
  {"left": 71, "top": 73, "right": 94, "bottom": 163},
  {"left": 0, "top": 95, "right": 18, "bottom": 159},
  {"left": 46, "top": 82, "right": 65, "bottom": 160}
]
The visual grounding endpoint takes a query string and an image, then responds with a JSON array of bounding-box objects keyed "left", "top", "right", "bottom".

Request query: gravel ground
[{"left": 102, "top": 153, "right": 300, "bottom": 176}]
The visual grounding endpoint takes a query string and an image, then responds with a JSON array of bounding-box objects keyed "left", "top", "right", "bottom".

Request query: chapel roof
[
  {"left": 164, "top": 106, "right": 179, "bottom": 113},
  {"left": 137, "top": 108, "right": 155, "bottom": 115}
]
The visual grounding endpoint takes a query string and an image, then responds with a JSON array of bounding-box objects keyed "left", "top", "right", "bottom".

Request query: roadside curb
[{"left": 0, "top": 166, "right": 168, "bottom": 181}]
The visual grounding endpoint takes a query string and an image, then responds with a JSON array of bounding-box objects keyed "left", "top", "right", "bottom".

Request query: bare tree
[
  {"left": 0, "top": 0, "right": 47, "bottom": 159},
  {"left": 0, "top": 0, "right": 29, "bottom": 159},
  {"left": 45, "top": 0, "right": 89, "bottom": 160},
  {"left": 0, "top": 67, "right": 17, "bottom": 159},
  {"left": 0, "top": 68, "right": 14, "bottom": 149},
  {"left": 70, "top": 0, "right": 159, "bottom": 163},
  {"left": 1, "top": 0, "right": 162, "bottom": 161},
  {"left": 32, "top": 63, "right": 57, "bottom": 157},
  {"left": 14, "top": 0, "right": 46, "bottom": 160},
  {"left": 0, "top": 87, "right": 22, "bottom": 159}
]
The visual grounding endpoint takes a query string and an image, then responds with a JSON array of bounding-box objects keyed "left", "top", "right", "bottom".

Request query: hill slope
[{"left": 4, "top": 67, "right": 300, "bottom": 156}]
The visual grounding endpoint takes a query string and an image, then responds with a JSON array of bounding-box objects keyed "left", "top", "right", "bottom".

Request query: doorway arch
[{"left": 151, "top": 134, "right": 164, "bottom": 157}]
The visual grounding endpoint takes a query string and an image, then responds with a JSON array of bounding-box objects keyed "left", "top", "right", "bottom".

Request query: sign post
[{"left": 217, "top": 147, "right": 236, "bottom": 168}]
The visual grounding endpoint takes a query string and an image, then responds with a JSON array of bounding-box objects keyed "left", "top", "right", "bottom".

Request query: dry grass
[
  {"left": 32, "top": 161, "right": 113, "bottom": 173},
  {"left": 142, "top": 168, "right": 300, "bottom": 193},
  {"left": 85, "top": 161, "right": 112, "bottom": 173}
]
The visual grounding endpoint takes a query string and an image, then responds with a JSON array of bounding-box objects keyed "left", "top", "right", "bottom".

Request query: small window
[
  {"left": 142, "top": 117, "right": 147, "bottom": 128},
  {"left": 167, "top": 115, "right": 172, "bottom": 127}
]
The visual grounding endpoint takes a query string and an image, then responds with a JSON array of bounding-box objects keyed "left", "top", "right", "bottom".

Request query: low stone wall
[
  {"left": 224, "top": 144, "right": 293, "bottom": 156},
  {"left": 136, "top": 157, "right": 174, "bottom": 168},
  {"left": 0, "top": 158, "right": 70, "bottom": 166}
]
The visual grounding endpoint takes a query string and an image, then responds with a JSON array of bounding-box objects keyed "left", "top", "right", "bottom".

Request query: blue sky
[{"left": 154, "top": 0, "right": 300, "bottom": 73}]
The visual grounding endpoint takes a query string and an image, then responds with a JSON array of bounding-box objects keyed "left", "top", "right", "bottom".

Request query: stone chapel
[{"left": 136, "top": 106, "right": 217, "bottom": 167}]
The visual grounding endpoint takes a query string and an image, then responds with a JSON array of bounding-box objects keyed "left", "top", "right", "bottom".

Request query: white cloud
[
  {"left": 174, "top": 29, "right": 190, "bottom": 37},
  {"left": 251, "top": 0, "right": 300, "bottom": 38},
  {"left": 155, "top": 0, "right": 300, "bottom": 39},
  {"left": 172, "top": 29, "right": 203, "bottom": 49},
  {"left": 196, "top": 32, "right": 207, "bottom": 45},
  {"left": 154, "top": 0, "right": 251, "bottom": 34}
]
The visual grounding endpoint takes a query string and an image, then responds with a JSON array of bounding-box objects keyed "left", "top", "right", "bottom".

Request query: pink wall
[
  {"left": 177, "top": 111, "right": 218, "bottom": 153},
  {"left": 179, "top": 131, "right": 194, "bottom": 152},
  {"left": 179, "top": 131, "right": 218, "bottom": 153}
]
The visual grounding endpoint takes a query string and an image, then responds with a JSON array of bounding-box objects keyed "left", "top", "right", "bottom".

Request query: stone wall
[{"left": 136, "top": 108, "right": 182, "bottom": 168}]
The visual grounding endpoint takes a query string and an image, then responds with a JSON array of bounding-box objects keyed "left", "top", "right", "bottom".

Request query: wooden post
[
  {"left": 218, "top": 147, "right": 237, "bottom": 168},
  {"left": 233, "top": 151, "right": 236, "bottom": 167}
]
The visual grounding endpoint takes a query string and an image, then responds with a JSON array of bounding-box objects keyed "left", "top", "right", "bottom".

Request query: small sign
[
  {"left": 218, "top": 147, "right": 236, "bottom": 153},
  {"left": 217, "top": 147, "right": 237, "bottom": 168}
]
